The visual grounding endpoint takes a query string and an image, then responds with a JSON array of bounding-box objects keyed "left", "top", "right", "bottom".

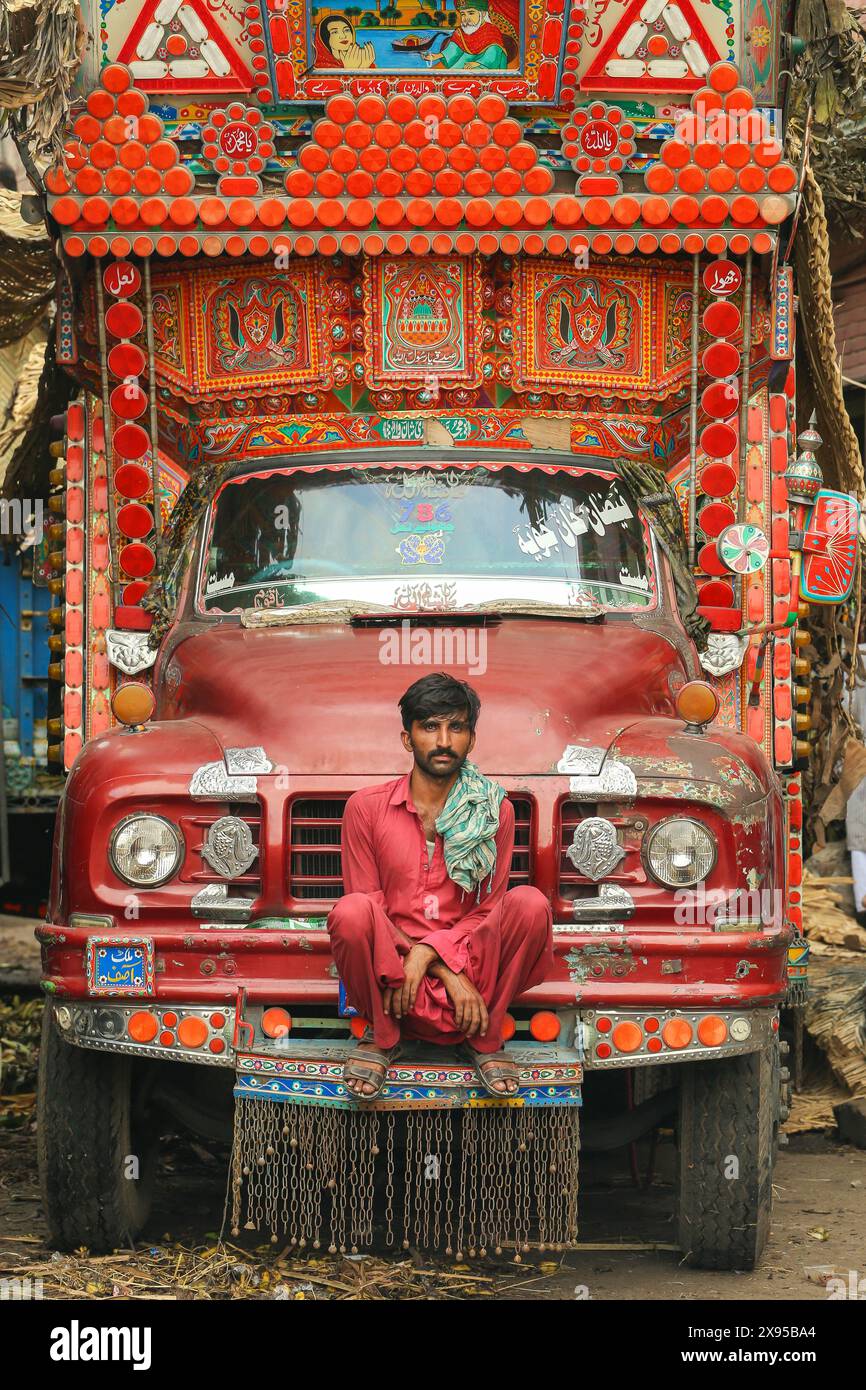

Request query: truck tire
[
  {"left": 37, "top": 1007, "right": 157, "bottom": 1252},
  {"left": 677, "top": 1043, "right": 777, "bottom": 1271}
]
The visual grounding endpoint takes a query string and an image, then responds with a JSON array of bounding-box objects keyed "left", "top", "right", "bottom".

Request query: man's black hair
[{"left": 399, "top": 672, "right": 481, "bottom": 733}]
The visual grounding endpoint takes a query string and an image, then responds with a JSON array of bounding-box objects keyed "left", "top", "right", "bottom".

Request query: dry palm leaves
[{"left": 0, "top": 0, "right": 85, "bottom": 160}]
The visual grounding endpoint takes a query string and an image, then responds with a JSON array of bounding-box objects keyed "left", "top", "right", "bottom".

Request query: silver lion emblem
[
  {"left": 201, "top": 816, "right": 258, "bottom": 877},
  {"left": 566, "top": 817, "right": 625, "bottom": 881}
]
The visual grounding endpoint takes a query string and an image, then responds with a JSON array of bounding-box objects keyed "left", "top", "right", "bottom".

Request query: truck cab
[{"left": 39, "top": 449, "right": 789, "bottom": 1266}]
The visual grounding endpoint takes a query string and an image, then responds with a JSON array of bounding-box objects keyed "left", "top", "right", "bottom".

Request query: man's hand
[
  {"left": 430, "top": 961, "right": 488, "bottom": 1037},
  {"left": 384, "top": 943, "right": 437, "bottom": 1019}
]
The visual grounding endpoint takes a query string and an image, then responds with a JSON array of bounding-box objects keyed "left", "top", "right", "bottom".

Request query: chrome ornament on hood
[
  {"left": 201, "top": 817, "right": 258, "bottom": 877},
  {"left": 106, "top": 629, "right": 157, "bottom": 676},
  {"left": 566, "top": 816, "right": 625, "bottom": 880},
  {"left": 189, "top": 747, "right": 273, "bottom": 801}
]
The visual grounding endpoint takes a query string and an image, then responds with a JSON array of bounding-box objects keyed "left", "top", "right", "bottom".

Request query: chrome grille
[{"left": 288, "top": 794, "right": 533, "bottom": 901}]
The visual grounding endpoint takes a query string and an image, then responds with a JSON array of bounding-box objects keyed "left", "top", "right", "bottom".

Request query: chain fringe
[{"left": 230, "top": 1099, "right": 580, "bottom": 1258}]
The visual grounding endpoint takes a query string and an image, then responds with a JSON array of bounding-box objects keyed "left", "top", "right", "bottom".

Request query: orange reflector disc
[
  {"left": 128, "top": 1010, "right": 158, "bottom": 1043},
  {"left": 262, "top": 1007, "right": 292, "bottom": 1039},
  {"left": 177, "top": 1016, "right": 208, "bottom": 1048},
  {"left": 529, "top": 1010, "right": 560, "bottom": 1042},
  {"left": 662, "top": 1018, "right": 694, "bottom": 1049},
  {"left": 611, "top": 1021, "right": 643, "bottom": 1053},
  {"left": 697, "top": 1014, "right": 728, "bottom": 1046}
]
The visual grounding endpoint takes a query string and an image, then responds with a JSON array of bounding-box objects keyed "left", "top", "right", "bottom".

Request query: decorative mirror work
[{"left": 364, "top": 256, "right": 482, "bottom": 389}]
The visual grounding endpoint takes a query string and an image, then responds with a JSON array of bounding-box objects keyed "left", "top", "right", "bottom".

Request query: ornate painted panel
[
  {"left": 149, "top": 261, "right": 331, "bottom": 398},
  {"left": 515, "top": 260, "right": 692, "bottom": 398},
  {"left": 363, "top": 256, "right": 482, "bottom": 391}
]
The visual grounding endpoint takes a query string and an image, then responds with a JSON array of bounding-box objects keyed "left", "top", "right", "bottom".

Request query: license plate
[{"left": 86, "top": 938, "right": 154, "bottom": 996}]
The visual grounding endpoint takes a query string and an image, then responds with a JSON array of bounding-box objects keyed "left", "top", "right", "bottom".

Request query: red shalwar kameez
[{"left": 328, "top": 774, "right": 554, "bottom": 1052}]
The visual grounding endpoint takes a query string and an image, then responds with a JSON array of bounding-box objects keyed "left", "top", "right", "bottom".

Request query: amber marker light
[
  {"left": 262, "top": 1007, "right": 293, "bottom": 1039},
  {"left": 529, "top": 1011, "right": 560, "bottom": 1042},
  {"left": 127, "top": 1010, "right": 158, "bottom": 1043},
  {"left": 676, "top": 680, "right": 720, "bottom": 733},
  {"left": 662, "top": 1017, "right": 694, "bottom": 1049},
  {"left": 697, "top": 1015, "right": 728, "bottom": 1046},
  {"left": 112, "top": 682, "right": 155, "bottom": 729},
  {"left": 501, "top": 1013, "right": 516, "bottom": 1041},
  {"left": 611, "top": 1021, "right": 643, "bottom": 1053}
]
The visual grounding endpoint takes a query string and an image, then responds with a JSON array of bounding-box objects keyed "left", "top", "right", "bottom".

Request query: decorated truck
[{"left": 31, "top": 0, "right": 860, "bottom": 1266}]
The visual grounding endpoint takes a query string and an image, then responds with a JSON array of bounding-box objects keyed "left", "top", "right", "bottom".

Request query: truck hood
[{"left": 154, "top": 617, "right": 688, "bottom": 776}]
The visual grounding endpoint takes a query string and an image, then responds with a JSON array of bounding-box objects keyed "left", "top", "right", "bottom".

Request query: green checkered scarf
[{"left": 435, "top": 760, "right": 506, "bottom": 898}]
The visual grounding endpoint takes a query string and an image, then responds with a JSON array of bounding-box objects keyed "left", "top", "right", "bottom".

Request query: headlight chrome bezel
[
  {"left": 643, "top": 815, "right": 717, "bottom": 889},
  {"left": 108, "top": 813, "right": 184, "bottom": 888}
]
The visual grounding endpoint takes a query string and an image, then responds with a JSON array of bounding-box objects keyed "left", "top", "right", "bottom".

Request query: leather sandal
[
  {"left": 459, "top": 1044, "right": 521, "bottom": 1098},
  {"left": 343, "top": 1042, "right": 401, "bottom": 1100}
]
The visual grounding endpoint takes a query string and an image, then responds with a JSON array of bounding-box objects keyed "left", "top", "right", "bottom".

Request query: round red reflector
[
  {"left": 647, "top": 1037, "right": 663, "bottom": 1053},
  {"left": 529, "top": 1011, "right": 561, "bottom": 1042},
  {"left": 128, "top": 1011, "right": 158, "bottom": 1043},
  {"left": 159, "top": 1031, "right": 175, "bottom": 1047},
  {"left": 210, "top": 1012, "right": 226, "bottom": 1028},
  {"left": 501, "top": 1012, "right": 516, "bottom": 1041},
  {"left": 177, "top": 1016, "right": 208, "bottom": 1048},
  {"left": 113, "top": 423, "right": 150, "bottom": 460},
  {"left": 703, "top": 341, "right": 742, "bottom": 378},
  {"left": 701, "top": 380, "right": 739, "bottom": 420},
  {"left": 114, "top": 463, "right": 151, "bottom": 499},
  {"left": 700, "top": 422, "right": 738, "bottom": 460},
  {"left": 104, "top": 301, "right": 144, "bottom": 340},
  {"left": 262, "top": 1007, "right": 292, "bottom": 1038},
  {"left": 596, "top": 1042, "right": 612, "bottom": 1059},
  {"left": 644, "top": 1016, "right": 660, "bottom": 1033},
  {"left": 209, "top": 1038, "right": 226, "bottom": 1053},
  {"left": 596, "top": 1016, "right": 612, "bottom": 1033},
  {"left": 162, "top": 1011, "right": 177, "bottom": 1028}
]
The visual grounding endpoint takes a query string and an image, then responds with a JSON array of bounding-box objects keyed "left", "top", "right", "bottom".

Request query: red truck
[{"left": 39, "top": 447, "right": 795, "bottom": 1267}]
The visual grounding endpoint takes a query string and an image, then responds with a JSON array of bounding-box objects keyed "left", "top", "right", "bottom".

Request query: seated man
[{"left": 328, "top": 672, "right": 554, "bottom": 1099}]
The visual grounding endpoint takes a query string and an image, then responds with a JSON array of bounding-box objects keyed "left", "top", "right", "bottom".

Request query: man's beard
[
  {"left": 460, "top": 16, "right": 483, "bottom": 32},
  {"left": 414, "top": 746, "right": 468, "bottom": 779}
]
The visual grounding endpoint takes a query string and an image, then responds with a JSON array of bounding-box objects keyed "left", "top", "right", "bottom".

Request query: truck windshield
[{"left": 199, "top": 465, "right": 655, "bottom": 614}]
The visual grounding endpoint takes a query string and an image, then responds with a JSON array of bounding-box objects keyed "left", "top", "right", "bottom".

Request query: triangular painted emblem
[
  {"left": 582, "top": 0, "right": 724, "bottom": 93},
  {"left": 116, "top": 0, "right": 253, "bottom": 93}
]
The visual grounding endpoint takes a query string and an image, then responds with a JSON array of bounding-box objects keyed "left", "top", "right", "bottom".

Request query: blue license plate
[{"left": 86, "top": 938, "right": 154, "bottom": 996}]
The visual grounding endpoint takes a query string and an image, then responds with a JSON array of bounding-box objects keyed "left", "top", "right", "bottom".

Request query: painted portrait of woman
[{"left": 314, "top": 14, "right": 376, "bottom": 69}]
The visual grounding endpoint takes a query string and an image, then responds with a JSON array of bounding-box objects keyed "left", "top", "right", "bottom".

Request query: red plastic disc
[
  {"left": 110, "top": 382, "right": 148, "bottom": 420},
  {"left": 701, "top": 380, "right": 739, "bottom": 419},
  {"left": 698, "top": 500, "right": 736, "bottom": 538},
  {"left": 122, "top": 581, "right": 150, "bottom": 605},
  {"left": 119, "top": 542, "right": 156, "bottom": 578},
  {"left": 699, "top": 460, "right": 738, "bottom": 496},
  {"left": 698, "top": 578, "right": 735, "bottom": 607},
  {"left": 697, "top": 540, "right": 729, "bottom": 576},
  {"left": 104, "top": 301, "right": 143, "bottom": 339},
  {"left": 114, "top": 462, "right": 151, "bottom": 498},
  {"left": 700, "top": 421, "right": 738, "bottom": 459},
  {"left": 117, "top": 502, "right": 154, "bottom": 539},
  {"left": 702, "top": 299, "right": 741, "bottom": 337},
  {"left": 702, "top": 341, "right": 741, "bottom": 377},
  {"left": 702, "top": 258, "right": 741, "bottom": 296},
  {"left": 107, "top": 342, "right": 146, "bottom": 378},
  {"left": 103, "top": 260, "right": 141, "bottom": 298},
  {"left": 113, "top": 423, "right": 150, "bottom": 460}
]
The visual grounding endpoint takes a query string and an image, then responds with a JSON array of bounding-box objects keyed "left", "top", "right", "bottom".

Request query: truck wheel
[
  {"left": 677, "top": 1043, "right": 777, "bottom": 1271},
  {"left": 37, "top": 1007, "right": 157, "bottom": 1252}
]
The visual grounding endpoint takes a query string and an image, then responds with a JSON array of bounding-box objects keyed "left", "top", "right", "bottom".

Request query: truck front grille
[{"left": 288, "top": 795, "right": 533, "bottom": 901}]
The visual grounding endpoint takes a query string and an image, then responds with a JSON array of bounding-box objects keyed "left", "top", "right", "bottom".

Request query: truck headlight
[
  {"left": 644, "top": 817, "right": 716, "bottom": 887},
  {"left": 109, "top": 814, "right": 183, "bottom": 887}
]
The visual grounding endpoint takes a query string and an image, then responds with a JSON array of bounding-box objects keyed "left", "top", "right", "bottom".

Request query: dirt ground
[{"left": 2, "top": 917, "right": 865, "bottom": 1301}]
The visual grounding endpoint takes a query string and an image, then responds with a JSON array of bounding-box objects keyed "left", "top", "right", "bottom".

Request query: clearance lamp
[
  {"left": 111, "top": 682, "right": 155, "bottom": 730},
  {"left": 676, "top": 680, "right": 719, "bottom": 735}
]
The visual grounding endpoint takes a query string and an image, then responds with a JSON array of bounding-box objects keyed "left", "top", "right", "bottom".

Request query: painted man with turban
[{"left": 423, "top": 0, "right": 516, "bottom": 70}]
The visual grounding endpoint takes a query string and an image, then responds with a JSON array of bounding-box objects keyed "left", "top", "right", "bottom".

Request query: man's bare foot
[{"left": 343, "top": 1041, "right": 399, "bottom": 1099}]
